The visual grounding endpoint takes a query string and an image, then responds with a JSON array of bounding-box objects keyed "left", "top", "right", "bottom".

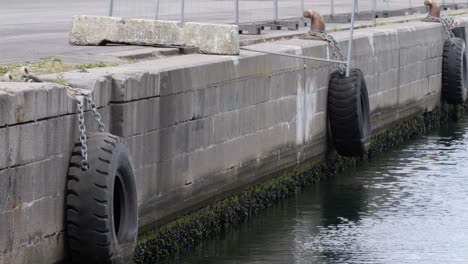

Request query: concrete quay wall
[{"left": 1, "top": 17, "right": 466, "bottom": 263}]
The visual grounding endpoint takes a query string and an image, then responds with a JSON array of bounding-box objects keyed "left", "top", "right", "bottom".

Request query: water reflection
[{"left": 174, "top": 118, "right": 468, "bottom": 264}]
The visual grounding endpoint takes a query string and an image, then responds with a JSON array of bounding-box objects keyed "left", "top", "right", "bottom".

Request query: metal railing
[{"left": 107, "top": 0, "right": 468, "bottom": 24}]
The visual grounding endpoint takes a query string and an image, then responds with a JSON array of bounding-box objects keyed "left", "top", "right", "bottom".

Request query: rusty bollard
[
  {"left": 425, "top": 0, "right": 441, "bottom": 18},
  {"left": 303, "top": 9, "right": 325, "bottom": 33}
]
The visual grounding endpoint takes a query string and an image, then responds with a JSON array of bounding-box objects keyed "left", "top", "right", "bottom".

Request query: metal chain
[
  {"left": 76, "top": 96, "right": 89, "bottom": 171},
  {"left": 85, "top": 95, "right": 106, "bottom": 133},
  {"left": 73, "top": 91, "right": 106, "bottom": 171},
  {"left": 307, "top": 31, "right": 347, "bottom": 75},
  {"left": 426, "top": 16, "right": 457, "bottom": 44}
]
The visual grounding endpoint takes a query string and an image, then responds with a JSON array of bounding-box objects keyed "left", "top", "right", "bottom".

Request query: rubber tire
[
  {"left": 442, "top": 37, "right": 468, "bottom": 104},
  {"left": 328, "top": 68, "right": 371, "bottom": 157},
  {"left": 66, "top": 133, "right": 138, "bottom": 264}
]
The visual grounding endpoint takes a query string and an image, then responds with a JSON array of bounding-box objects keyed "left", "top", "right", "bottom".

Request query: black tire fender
[
  {"left": 327, "top": 68, "right": 371, "bottom": 157},
  {"left": 442, "top": 37, "right": 468, "bottom": 104},
  {"left": 66, "top": 133, "right": 138, "bottom": 264}
]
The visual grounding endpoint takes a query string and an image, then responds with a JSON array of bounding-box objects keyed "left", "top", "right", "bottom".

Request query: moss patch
[
  {"left": 134, "top": 105, "right": 462, "bottom": 263},
  {"left": 0, "top": 58, "right": 119, "bottom": 82}
]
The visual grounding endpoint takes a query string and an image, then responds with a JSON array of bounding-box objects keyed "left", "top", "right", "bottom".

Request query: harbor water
[{"left": 172, "top": 116, "right": 468, "bottom": 264}]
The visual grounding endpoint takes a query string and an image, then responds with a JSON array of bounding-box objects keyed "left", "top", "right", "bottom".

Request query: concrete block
[
  {"left": 183, "top": 22, "right": 239, "bottom": 55},
  {"left": 2, "top": 231, "right": 65, "bottom": 264},
  {"left": 376, "top": 49, "right": 399, "bottom": 73},
  {"left": 364, "top": 74, "right": 378, "bottom": 96},
  {"left": 187, "top": 117, "right": 213, "bottom": 152},
  {"left": 380, "top": 87, "right": 399, "bottom": 110},
  {"left": 316, "top": 87, "right": 328, "bottom": 113},
  {"left": 400, "top": 62, "right": 427, "bottom": 85},
  {"left": 69, "top": 15, "right": 125, "bottom": 45},
  {"left": 70, "top": 16, "right": 239, "bottom": 55},
  {"left": 0, "top": 212, "right": 11, "bottom": 252},
  {"left": 238, "top": 106, "right": 258, "bottom": 135},
  {"left": 352, "top": 54, "right": 377, "bottom": 76},
  {"left": 308, "top": 112, "right": 327, "bottom": 141},
  {"left": 111, "top": 72, "right": 160, "bottom": 102},
  {"left": 188, "top": 147, "right": 220, "bottom": 181},
  {"left": 70, "top": 15, "right": 183, "bottom": 46},
  {"left": 265, "top": 46, "right": 304, "bottom": 73},
  {"left": 160, "top": 68, "right": 193, "bottom": 96},
  {"left": 255, "top": 103, "right": 268, "bottom": 131},
  {"left": 426, "top": 57, "right": 442, "bottom": 77},
  {"left": 217, "top": 138, "right": 242, "bottom": 169},
  {"left": 110, "top": 97, "right": 160, "bottom": 137},
  {"left": 124, "top": 19, "right": 183, "bottom": 46},
  {"left": 0, "top": 83, "right": 70, "bottom": 126},
  {"left": 134, "top": 164, "right": 158, "bottom": 203},
  {"left": 27, "top": 195, "right": 64, "bottom": 241},
  {"left": 127, "top": 130, "right": 160, "bottom": 170},
  {"left": 159, "top": 123, "right": 188, "bottom": 161},
  {"left": 218, "top": 82, "right": 240, "bottom": 112},
  {"left": 371, "top": 29, "right": 399, "bottom": 53},
  {"left": 399, "top": 45, "right": 429, "bottom": 66},
  {"left": 428, "top": 73, "right": 442, "bottom": 95},
  {"left": 235, "top": 54, "right": 270, "bottom": 79},
  {"left": 377, "top": 68, "right": 399, "bottom": 93},
  {"left": 158, "top": 154, "right": 188, "bottom": 192},
  {"left": 236, "top": 132, "right": 262, "bottom": 162},
  {"left": 427, "top": 40, "right": 445, "bottom": 58},
  {"left": 239, "top": 78, "right": 269, "bottom": 107},
  {"left": 258, "top": 123, "right": 289, "bottom": 155},
  {"left": 269, "top": 71, "right": 299, "bottom": 100},
  {"left": 213, "top": 110, "right": 240, "bottom": 143},
  {"left": 305, "top": 66, "right": 330, "bottom": 90},
  {"left": 266, "top": 96, "right": 296, "bottom": 128},
  {"left": 159, "top": 92, "right": 194, "bottom": 128},
  {"left": 188, "top": 59, "right": 240, "bottom": 90},
  {"left": 399, "top": 79, "right": 429, "bottom": 106},
  {"left": 397, "top": 23, "right": 442, "bottom": 48},
  {"left": 194, "top": 87, "right": 219, "bottom": 119}
]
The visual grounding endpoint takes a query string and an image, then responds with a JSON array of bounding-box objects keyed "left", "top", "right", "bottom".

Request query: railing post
[
  {"left": 235, "top": 0, "right": 239, "bottom": 24},
  {"left": 108, "top": 0, "right": 114, "bottom": 16},
  {"left": 372, "top": 0, "right": 376, "bottom": 12},
  {"left": 180, "top": 0, "right": 185, "bottom": 23},
  {"left": 155, "top": 0, "right": 160, "bottom": 19},
  {"left": 301, "top": 0, "right": 304, "bottom": 19},
  {"left": 274, "top": 0, "right": 278, "bottom": 20},
  {"left": 330, "top": 0, "right": 334, "bottom": 16},
  {"left": 346, "top": 0, "right": 357, "bottom": 77}
]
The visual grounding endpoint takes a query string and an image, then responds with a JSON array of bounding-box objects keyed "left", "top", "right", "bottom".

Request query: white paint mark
[
  {"left": 368, "top": 33, "right": 375, "bottom": 54},
  {"left": 296, "top": 73, "right": 304, "bottom": 145},
  {"left": 296, "top": 72, "right": 317, "bottom": 145}
]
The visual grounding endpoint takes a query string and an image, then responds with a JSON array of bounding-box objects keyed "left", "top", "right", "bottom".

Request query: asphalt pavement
[{"left": 0, "top": 0, "right": 459, "bottom": 64}]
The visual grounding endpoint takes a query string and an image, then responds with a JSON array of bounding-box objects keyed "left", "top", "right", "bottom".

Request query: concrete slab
[{"left": 69, "top": 16, "right": 239, "bottom": 55}]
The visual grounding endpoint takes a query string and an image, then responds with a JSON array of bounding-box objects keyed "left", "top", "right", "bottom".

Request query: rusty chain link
[
  {"left": 426, "top": 16, "right": 458, "bottom": 45},
  {"left": 307, "top": 31, "right": 347, "bottom": 76}
]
